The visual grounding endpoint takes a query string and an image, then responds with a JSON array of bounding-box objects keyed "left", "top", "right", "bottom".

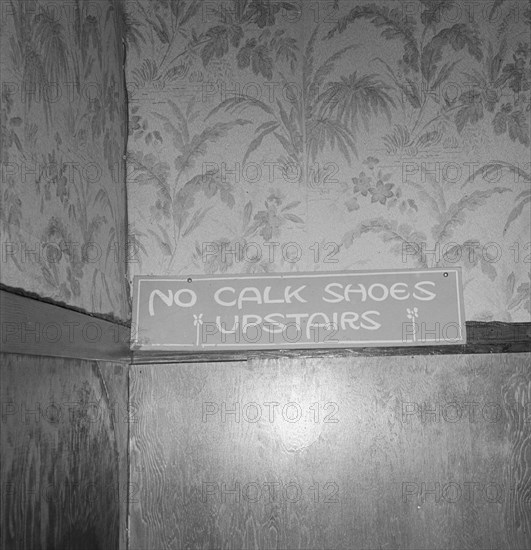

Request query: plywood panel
[
  {"left": 129, "top": 354, "right": 531, "bottom": 550},
  {"left": 98, "top": 361, "right": 130, "bottom": 550},
  {"left": 0, "top": 353, "right": 128, "bottom": 550}
]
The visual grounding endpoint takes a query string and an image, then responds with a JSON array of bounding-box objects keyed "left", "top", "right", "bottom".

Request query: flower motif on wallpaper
[
  {"left": 352, "top": 173, "right": 372, "bottom": 197},
  {"left": 369, "top": 181, "right": 395, "bottom": 206},
  {"left": 363, "top": 156, "right": 379, "bottom": 170},
  {"left": 345, "top": 159, "right": 419, "bottom": 214},
  {"left": 249, "top": 190, "right": 304, "bottom": 241}
]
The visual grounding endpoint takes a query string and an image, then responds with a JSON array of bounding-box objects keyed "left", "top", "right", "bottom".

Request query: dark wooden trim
[
  {"left": 132, "top": 321, "right": 531, "bottom": 364},
  {"left": 0, "top": 290, "right": 131, "bottom": 363}
]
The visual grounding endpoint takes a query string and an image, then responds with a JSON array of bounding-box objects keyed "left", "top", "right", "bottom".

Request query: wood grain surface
[
  {"left": 129, "top": 353, "right": 531, "bottom": 550},
  {"left": 0, "top": 353, "right": 128, "bottom": 550},
  {"left": 98, "top": 361, "right": 130, "bottom": 550}
]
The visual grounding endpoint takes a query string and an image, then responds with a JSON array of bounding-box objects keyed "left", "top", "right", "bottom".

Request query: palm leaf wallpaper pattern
[
  {"left": 4, "top": 1, "right": 525, "bottom": 322},
  {"left": 1, "top": 0, "right": 129, "bottom": 320},
  {"left": 124, "top": 0, "right": 530, "bottom": 322}
]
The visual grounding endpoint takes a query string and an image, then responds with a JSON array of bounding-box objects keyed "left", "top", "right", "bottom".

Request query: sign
[{"left": 131, "top": 269, "right": 466, "bottom": 351}]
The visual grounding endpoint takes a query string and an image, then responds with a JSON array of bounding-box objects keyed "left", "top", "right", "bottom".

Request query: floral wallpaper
[
  {"left": 125, "top": 0, "right": 530, "bottom": 322},
  {"left": 0, "top": 0, "right": 129, "bottom": 321}
]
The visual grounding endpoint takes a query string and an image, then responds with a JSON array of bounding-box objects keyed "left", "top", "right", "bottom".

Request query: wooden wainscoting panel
[
  {"left": 129, "top": 353, "right": 531, "bottom": 550},
  {"left": 0, "top": 353, "right": 128, "bottom": 550}
]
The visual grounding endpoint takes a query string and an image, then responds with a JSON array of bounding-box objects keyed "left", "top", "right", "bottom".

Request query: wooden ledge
[
  {"left": 0, "top": 289, "right": 131, "bottom": 362},
  {"left": 2, "top": 288, "right": 527, "bottom": 364},
  {"left": 132, "top": 322, "right": 531, "bottom": 364}
]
